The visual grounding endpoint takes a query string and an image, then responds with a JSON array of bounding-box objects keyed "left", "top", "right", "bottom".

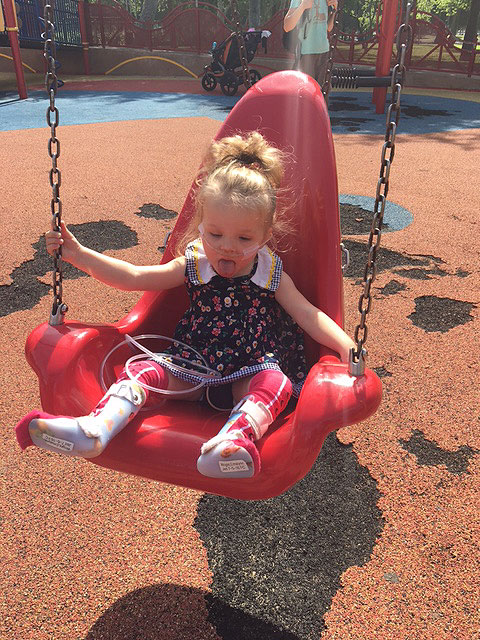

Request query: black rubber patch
[
  {"left": 402, "top": 104, "right": 455, "bottom": 119},
  {"left": 0, "top": 221, "right": 137, "bottom": 317},
  {"left": 373, "top": 366, "right": 392, "bottom": 378},
  {"left": 408, "top": 295, "right": 475, "bottom": 333},
  {"left": 340, "top": 203, "right": 391, "bottom": 235},
  {"left": 195, "top": 433, "right": 383, "bottom": 639},
  {"left": 135, "top": 203, "right": 178, "bottom": 220},
  {"left": 328, "top": 97, "right": 371, "bottom": 131},
  {"left": 378, "top": 279, "right": 407, "bottom": 296},
  {"left": 329, "top": 96, "right": 369, "bottom": 113},
  {"left": 328, "top": 116, "right": 371, "bottom": 132},
  {"left": 392, "top": 266, "right": 447, "bottom": 280},
  {"left": 342, "top": 239, "right": 447, "bottom": 282},
  {"left": 399, "top": 429, "right": 478, "bottom": 475}
]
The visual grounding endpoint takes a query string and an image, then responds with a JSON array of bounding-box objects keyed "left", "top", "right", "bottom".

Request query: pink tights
[{"left": 95, "top": 362, "right": 292, "bottom": 417}]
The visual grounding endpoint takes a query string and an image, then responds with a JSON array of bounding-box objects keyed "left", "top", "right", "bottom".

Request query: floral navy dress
[{"left": 162, "top": 239, "right": 307, "bottom": 398}]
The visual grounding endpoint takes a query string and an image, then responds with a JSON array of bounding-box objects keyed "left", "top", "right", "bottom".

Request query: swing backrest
[{"left": 120, "top": 71, "right": 343, "bottom": 368}]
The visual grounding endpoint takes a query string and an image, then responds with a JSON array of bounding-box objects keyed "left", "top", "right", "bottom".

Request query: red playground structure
[{"left": 1, "top": 0, "right": 27, "bottom": 98}]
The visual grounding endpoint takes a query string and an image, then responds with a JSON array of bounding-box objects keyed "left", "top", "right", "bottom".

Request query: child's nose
[{"left": 221, "top": 238, "right": 236, "bottom": 253}]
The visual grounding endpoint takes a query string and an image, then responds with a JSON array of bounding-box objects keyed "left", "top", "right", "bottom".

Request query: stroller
[{"left": 201, "top": 30, "right": 270, "bottom": 96}]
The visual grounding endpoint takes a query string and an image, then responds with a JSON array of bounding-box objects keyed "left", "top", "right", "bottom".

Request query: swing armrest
[
  {"left": 25, "top": 320, "right": 122, "bottom": 416},
  {"left": 293, "top": 355, "right": 382, "bottom": 446}
]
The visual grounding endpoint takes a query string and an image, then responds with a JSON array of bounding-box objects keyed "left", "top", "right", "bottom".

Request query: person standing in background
[{"left": 283, "top": 0, "right": 338, "bottom": 87}]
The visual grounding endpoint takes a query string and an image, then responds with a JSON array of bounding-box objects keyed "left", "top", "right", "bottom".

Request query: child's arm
[
  {"left": 46, "top": 221, "right": 185, "bottom": 291},
  {"left": 284, "top": 0, "right": 312, "bottom": 32},
  {"left": 275, "top": 271, "right": 355, "bottom": 363}
]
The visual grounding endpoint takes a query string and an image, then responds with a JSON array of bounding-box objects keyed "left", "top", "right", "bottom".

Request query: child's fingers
[
  {"left": 45, "top": 229, "right": 63, "bottom": 255},
  {"left": 60, "top": 220, "right": 75, "bottom": 239},
  {"left": 46, "top": 239, "right": 63, "bottom": 254}
]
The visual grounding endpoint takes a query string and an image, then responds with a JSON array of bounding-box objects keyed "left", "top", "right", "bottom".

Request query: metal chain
[
  {"left": 43, "top": 2, "right": 67, "bottom": 325},
  {"left": 351, "top": 2, "right": 413, "bottom": 374},
  {"left": 322, "top": 2, "right": 342, "bottom": 102},
  {"left": 230, "top": 0, "right": 251, "bottom": 89}
]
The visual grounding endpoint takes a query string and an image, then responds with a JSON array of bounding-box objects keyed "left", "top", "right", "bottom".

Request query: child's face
[{"left": 200, "top": 204, "right": 272, "bottom": 278}]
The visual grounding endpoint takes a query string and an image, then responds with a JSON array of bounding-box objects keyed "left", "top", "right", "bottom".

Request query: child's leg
[
  {"left": 197, "top": 369, "right": 292, "bottom": 479},
  {"left": 15, "top": 361, "right": 170, "bottom": 458}
]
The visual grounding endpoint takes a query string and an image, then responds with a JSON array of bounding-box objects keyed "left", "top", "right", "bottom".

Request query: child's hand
[
  {"left": 45, "top": 220, "right": 81, "bottom": 264},
  {"left": 302, "top": 0, "right": 313, "bottom": 9}
]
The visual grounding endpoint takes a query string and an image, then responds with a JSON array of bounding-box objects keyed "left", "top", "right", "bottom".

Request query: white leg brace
[{"left": 28, "top": 380, "right": 146, "bottom": 459}]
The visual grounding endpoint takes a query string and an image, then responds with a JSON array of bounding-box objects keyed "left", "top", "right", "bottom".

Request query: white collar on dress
[{"left": 188, "top": 239, "right": 279, "bottom": 291}]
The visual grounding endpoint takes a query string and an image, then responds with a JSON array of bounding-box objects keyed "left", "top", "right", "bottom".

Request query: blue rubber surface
[
  {"left": 0, "top": 88, "right": 479, "bottom": 133},
  {"left": 339, "top": 194, "right": 414, "bottom": 231}
]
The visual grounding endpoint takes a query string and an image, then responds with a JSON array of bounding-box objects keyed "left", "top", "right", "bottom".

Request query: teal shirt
[{"left": 289, "top": 0, "right": 329, "bottom": 55}]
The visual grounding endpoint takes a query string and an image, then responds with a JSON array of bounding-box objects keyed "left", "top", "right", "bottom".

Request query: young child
[{"left": 16, "top": 132, "right": 355, "bottom": 479}]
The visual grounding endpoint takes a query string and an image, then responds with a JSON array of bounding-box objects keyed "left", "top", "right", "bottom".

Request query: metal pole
[{"left": 3, "top": 0, "right": 28, "bottom": 99}]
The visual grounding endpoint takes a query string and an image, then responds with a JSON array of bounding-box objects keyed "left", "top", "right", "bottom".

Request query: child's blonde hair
[{"left": 176, "top": 131, "right": 288, "bottom": 255}]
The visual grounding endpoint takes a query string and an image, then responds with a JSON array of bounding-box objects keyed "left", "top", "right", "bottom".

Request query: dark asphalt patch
[
  {"left": 329, "top": 96, "right": 369, "bottom": 113},
  {"left": 408, "top": 295, "right": 475, "bottom": 333},
  {"left": 135, "top": 203, "right": 178, "bottom": 220},
  {"left": 373, "top": 366, "right": 393, "bottom": 378},
  {"left": 195, "top": 433, "right": 383, "bottom": 640},
  {"left": 378, "top": 279, "right": 407, "bottom": 296},
  {"left": 0, "top": 221, "right": 137, "bottom": 317},
  {"left": 329, "top": 116, "right": 370, "bottom": 132},
  {"left": 328, "top": 97, "right": 371, "bottom": 132},
  {"left": 401, "top": 104, "right": 455, "bottom": 119},
  {"left": 392, "top": 266, "right": 447, "bottom": 280},
  {"left": 342, "top": 239, "right": 448, "bottom": 282},
  {"left": 399, "top": 429, "right": 479, "bottom": 475},
  {"left": 340, "top": 203, "right": 392, "bottom": 235}
]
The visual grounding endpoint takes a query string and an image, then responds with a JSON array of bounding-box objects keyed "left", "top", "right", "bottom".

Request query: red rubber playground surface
[{"left": 1, "top": 78, "right": 479, "bottom": 640}]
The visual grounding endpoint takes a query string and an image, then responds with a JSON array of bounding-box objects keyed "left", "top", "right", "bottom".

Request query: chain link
[
  {"left": 322, "top": 1, "right": 342, "bottom": 102},
  {"left": 230, "top": 0, "right": 251, "bottom": 89},
  {"left": 43, "top": 2, "right": 67, "bottom": 324},
  {"left": 352, "top": 2, "right": 413, "bottom": 365}
]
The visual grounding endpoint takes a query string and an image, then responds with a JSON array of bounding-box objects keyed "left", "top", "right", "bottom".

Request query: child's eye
[
  {"left": 209, "top": 233, "right": 221, "bottom": 239},
  {"left": 240, "top": 237, "right": 252, "bottom": 242}
]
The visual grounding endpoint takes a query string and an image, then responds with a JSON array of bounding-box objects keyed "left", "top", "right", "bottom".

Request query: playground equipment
[
  {"left": 1, "top": 0, "right": 27, "bottom": 98},
  {"left": 20, "top": 3, "right": 412, "bottom": 500}
]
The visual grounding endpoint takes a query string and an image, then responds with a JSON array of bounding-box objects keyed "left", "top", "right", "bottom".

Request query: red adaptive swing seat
[{"left": 24, "top": 71, "right": 382, "bottom": 500}]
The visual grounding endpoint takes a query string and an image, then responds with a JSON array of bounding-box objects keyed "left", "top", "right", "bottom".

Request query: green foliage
[
  {"left": 111, "top": 0, "right": 475, "bottom": 34},
  {"left": 339, "top": 0, "right": 380, "bottom": 32},
  {"left": 416, "top": 0, "right": 469, "bottom": 17}
]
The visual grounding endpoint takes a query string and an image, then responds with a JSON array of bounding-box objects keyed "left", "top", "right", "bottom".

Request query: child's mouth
[{"left": 217, "top": 258, "right": 236, "bottom": 277}]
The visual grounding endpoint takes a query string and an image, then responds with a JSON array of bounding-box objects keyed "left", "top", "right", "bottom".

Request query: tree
[
  {"left": 139, "top": 0, "right": 158, "bottom": 21},
  {"left": 462, "top": 0, "right": 479, "bottom": 54},
  {"left": 249, "top": 0, "right": 261, "bottom": 28}
]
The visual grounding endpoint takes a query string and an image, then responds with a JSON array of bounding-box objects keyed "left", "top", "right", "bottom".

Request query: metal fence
[
  {"left": 86, "top": 0, "right": 235, "bottom": 52},
  {"left": 13, "top": 0, "right": 81, "bottom": 46},
  {"left": 407, "top": 9, "right": 479, "bottom": 77},
  {"left": 5, "top": 0, "right": 477, "bottom": 77},
  {"left": 86, "top": 1, "right": 479, "bottom": 76}
]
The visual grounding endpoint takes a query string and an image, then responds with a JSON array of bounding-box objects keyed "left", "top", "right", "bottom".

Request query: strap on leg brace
[
  {"left": 200, "top": 395, "right": 272, "bottom": 455},
  {"left": 99, "top": 380, "right": 146, "bottom": 408},
  {"left": 231, "top": 396, "right": 272, "bottom": 440}
]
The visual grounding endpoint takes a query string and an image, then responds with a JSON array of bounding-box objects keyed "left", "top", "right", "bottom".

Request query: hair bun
[{"left": 204, "top": 131, "right": 284, "bottom": 189}]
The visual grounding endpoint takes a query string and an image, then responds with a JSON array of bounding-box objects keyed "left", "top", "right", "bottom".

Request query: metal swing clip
[
  {"left": 340, "top": 242, "right": 350, "bottom": 273},
  {"left": 348, "top": 347, "right": 367, "bottom": 377},
  {"left": 49, "top": 303, "right": 68, "bottom": 326}
]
